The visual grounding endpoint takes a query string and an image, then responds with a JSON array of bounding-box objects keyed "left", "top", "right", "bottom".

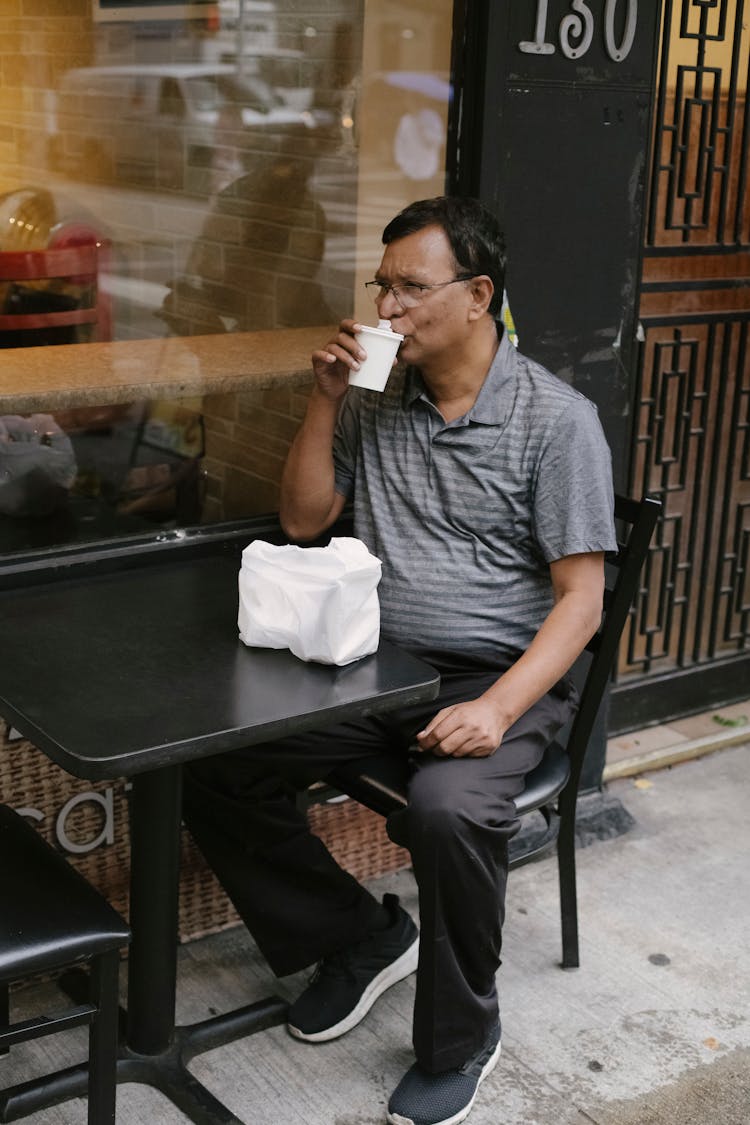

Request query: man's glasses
[{"left": 364, "top": 275, "right": 476, "bottom": 309}]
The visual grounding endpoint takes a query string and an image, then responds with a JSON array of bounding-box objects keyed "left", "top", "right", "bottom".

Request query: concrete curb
[{"left": 603, "top": 726, "right": 749, "bottom": 781}]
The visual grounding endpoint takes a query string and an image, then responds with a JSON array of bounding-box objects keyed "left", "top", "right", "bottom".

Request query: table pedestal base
[{"left": 0, "top": 996, "right": 288, "bottom": 1124}]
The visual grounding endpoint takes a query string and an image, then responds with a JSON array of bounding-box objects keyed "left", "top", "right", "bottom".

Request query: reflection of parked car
[
  {"left": 360, "top": 71, "right": 450, "bottom": 180},
  {"left": 48, "top": 64, "right": 313, "bottom": 193}
]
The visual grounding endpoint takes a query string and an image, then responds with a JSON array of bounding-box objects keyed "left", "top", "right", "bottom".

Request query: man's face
[{"left": 373, "top": 224, "right": 475, "bottom": 369}]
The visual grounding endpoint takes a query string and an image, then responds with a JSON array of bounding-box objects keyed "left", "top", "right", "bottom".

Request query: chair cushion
[
  {"left": 330, "top": 741, "right": 570, "bottom": 820},
  {"left": 0, "top": 805, "right": 130, "bottom": 980},
  {"left": 515, "top": 742, "right": 570, "bottom": 816}
]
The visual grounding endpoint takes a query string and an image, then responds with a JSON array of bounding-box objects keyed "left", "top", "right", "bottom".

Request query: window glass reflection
[{"left": 0, "top": 0, "right": 454, "bottom": 553}]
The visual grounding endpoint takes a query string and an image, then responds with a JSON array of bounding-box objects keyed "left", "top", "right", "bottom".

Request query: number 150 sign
[{"left": 520, "top": 0, "right": 638, "bottom": 62}]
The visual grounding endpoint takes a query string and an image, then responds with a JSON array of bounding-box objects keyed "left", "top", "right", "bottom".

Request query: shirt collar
[{"left": 402, "top": 327, "right": 518, "bottom": 426}]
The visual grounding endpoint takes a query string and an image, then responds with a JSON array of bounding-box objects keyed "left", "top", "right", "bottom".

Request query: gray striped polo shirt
[{"left": 333, "top": 331, "right": 617, "bottom": 666}]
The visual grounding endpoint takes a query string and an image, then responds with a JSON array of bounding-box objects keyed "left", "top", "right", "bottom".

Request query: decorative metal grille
[
  {"left": 622, "top": 0, "right": 750, "bottom": 684},
  {"left": 647, "top": 0, "right": 750, "bottom": 249}
]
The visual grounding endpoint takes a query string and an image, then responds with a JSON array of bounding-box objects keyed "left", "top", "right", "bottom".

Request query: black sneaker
[
  {"left": 287, "top": 893, "right": 419, "bottom": 1043},
  {"left": 386, "top": 1019, "right": 502, "bottom": 1125}
]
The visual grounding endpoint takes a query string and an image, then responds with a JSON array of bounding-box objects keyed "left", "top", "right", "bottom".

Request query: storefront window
[{"left": 0, "top": 0, "right": 454, "bottom": 553}]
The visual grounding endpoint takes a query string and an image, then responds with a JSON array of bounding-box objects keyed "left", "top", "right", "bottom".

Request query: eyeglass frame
[{"left": 364, "top": 274, "right": 477, "bottom": 308}]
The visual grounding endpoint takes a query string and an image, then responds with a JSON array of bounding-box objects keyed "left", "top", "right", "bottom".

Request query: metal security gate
[{"left": 611, "top": 0, "right": 750, "bottom": 730}]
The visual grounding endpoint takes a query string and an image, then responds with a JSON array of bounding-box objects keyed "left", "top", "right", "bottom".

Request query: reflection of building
[{"left": 217, "top": 0, "right": 276, "bottom": 38}]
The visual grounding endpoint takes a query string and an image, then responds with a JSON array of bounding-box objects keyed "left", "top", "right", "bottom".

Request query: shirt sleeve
[
  {"left": 533, "top": 396, "right": 618, "bottom": 562},
  {"left": 332, "top": 390, "right": 361, "bottom": 499}
]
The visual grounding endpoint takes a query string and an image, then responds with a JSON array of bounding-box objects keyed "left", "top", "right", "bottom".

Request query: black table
[{"left": 0, "top": 549, "right": 440, "bottom": 1123}]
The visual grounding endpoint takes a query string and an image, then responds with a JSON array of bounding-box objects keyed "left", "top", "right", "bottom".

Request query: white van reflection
[{"left": 48, "top": 63, "right": 314, "bottom": 194}]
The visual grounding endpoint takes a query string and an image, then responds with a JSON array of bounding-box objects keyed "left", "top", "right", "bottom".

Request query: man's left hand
[{"left": 415, "top": 698, "right": 508, "bottom": 758}]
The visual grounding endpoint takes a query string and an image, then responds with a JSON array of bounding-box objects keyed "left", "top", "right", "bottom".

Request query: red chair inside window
[{"left": 0, "top": 224, "right": 112, "bottom": 346}]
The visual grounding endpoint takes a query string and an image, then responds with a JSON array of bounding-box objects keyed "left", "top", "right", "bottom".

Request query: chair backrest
[{"left": 562, "top": 493, "right": 661, "bottom": 796}]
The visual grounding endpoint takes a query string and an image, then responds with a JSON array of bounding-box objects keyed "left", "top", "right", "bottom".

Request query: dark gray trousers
[{"left": 182, "top": 663, "right": 574, "bottom": 1072}]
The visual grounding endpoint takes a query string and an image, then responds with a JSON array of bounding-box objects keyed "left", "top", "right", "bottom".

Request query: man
[{"left": 183, "top": 196, "right": 617, "bottom": 1125}]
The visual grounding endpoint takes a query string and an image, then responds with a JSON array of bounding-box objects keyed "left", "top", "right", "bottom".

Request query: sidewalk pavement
[{"left": 5, "top": 741, "right": 749, "bottom": 1124}]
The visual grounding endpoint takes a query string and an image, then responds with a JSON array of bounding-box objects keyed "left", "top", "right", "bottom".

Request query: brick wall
[{"left": 201, "top": 383, "right": 312, "bottom": 521}]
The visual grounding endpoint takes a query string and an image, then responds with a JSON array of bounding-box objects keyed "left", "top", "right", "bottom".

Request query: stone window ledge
[{"left": 0, "top": 328, "right": 329, "bottom": 414}]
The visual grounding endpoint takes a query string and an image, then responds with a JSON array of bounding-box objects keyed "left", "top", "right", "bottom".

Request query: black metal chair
[
  {"left": 0, "top": 804, "right": 130, "bottom": 1123},
  {"left": 327, "top": 494, "right": 661, "bottom": 970}
]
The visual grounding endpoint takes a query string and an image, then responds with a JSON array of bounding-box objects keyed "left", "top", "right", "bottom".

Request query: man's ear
[{"left": 467, "top": 275, "right": 494, "bottom": 320}]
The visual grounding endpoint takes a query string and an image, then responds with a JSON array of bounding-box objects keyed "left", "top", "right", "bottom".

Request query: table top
[{"left": 0, "top": 554, "right": 439, "bottom": 780}]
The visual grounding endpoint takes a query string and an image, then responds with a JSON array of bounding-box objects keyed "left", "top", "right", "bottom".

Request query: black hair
[{"left": 381, "top": 196, "right": 506, "bottom": 317}]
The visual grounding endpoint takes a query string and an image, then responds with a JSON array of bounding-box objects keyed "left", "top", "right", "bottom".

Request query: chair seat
[
  {"left": 330, "top": 741, "right": 570, "bottom": 821},
  {"left": 515, "top": 741, "right": 569, "bottom": 816},
  {"left": 0, "top": 805, "right": 130, "bottom": 980}
]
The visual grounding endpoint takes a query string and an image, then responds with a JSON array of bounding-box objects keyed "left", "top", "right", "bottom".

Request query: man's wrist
[{"left": 481, "top": 684, "right": 517, "bottom": 733}]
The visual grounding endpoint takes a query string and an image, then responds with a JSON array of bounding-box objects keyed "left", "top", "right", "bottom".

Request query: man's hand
[
  {"left": 311, "top": 319, "right": 366, "bottom": 401},
  {"left": 415, "top": 696, "right": 510, "bottom": 758}
]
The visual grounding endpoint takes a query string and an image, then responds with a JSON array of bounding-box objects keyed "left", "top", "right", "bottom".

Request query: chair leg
[
  {"left": 86, "top": 951, "right": 121, "bottom": 1125},
  {"left": 557, "top": 792, "right": 580, "bottom": 969},
  {"left": 0, "top": 982, "right": 8, "bottom": 1057}
]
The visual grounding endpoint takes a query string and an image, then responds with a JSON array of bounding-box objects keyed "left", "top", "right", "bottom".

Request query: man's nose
[{"left": 376, "top": 288, "right": 403, "bottom": 320}]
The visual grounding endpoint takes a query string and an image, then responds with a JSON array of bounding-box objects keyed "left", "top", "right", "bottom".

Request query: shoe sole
[
  {"left": 287, "top": 933, "right": 419, "bottom": 1043},
  {"left": 386, "top": 1036, "right": 502, "bottom": 1125}
]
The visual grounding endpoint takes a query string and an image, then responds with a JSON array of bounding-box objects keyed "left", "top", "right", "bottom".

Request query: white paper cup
[{"left": 348, "top": 322, "right": 404, "bottom": 391}]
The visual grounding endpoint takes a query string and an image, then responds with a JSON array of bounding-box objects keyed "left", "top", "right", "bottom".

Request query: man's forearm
[
  {"left": 415, "top": 566, "right": 605, "bottom": 759},
  {"left": 483, "top": 585, "right": 603, "bottom": 731},
  {"left": 280, "top": 388, "right": 342, "bottom": 541}
]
